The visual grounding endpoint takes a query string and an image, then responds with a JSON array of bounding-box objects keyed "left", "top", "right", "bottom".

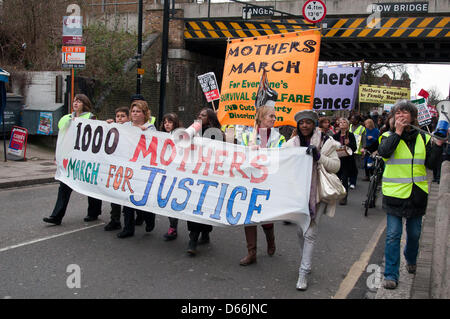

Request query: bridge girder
[{"left": 184, "top": 16, "right": 450, "bottom": 63}]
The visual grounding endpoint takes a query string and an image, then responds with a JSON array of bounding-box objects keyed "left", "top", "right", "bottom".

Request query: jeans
[{"left": 384, "top": 214, "right": 423, "bottom": 282}]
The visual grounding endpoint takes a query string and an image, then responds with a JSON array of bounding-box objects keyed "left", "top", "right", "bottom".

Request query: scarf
[{"left": 299, "top": 128, "right": 323, "bottom": 219}]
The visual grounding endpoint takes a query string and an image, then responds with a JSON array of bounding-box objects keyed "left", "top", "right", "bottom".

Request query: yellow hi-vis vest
[
  {"left": 381, "top": 131, "right": 430, "bottom": 198},
  {"left": 242, "top": 131, "right": 285, "bottom": 148},
  {"left": 58, "top": 112, "right": 94, "bottom": 130},
  {"left": 150, "top": 116, "right": 156, "bottom": 125},
  {"left": 350, "top": 124, "right": 366, "bottom": 155}
]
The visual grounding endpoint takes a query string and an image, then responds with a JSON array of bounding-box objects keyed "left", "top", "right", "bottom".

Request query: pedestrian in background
[
  {"left": 43, "top": 94, "right": 102, "bottom": 225},
  {"left": 333, "top": 118, "right": 357, "bottom": 205},
  {"left": 318, "top": 116, "right": 334, "bottom": 137},
  {"left": 159, "top": 112, "right": 181, "bottom": 241},
  {"left": 378, "top": 100, "right": 444, "bottom": 289},
  {"left": 361, "top": 119, "right": 380, "bottom": 180},
  {"left": 284, "top": 110, "right": 341, "bottom": 290},
  {"left": 349, "top": 114, "right": 366, "bottom": 189}
]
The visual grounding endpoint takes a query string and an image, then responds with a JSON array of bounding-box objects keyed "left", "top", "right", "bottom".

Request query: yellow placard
[
  {"left": 217, "top": 30, "right": 322, "bottom": 127},
  {"left": 359, "top": 84, "right": 410, "bottom": 104}
]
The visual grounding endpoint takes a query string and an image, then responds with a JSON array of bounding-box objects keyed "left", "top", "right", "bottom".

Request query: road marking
[
  {"left": 0, "top": 223, "right": 105, "bottom": 253},
  {"left": 333, "top": 217, "right": 386, "bottom": 299}
]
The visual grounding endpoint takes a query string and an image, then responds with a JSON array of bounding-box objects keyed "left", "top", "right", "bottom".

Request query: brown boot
[
  {"left": 239, "top": 226, "right": 257, "bottom": 266},
  {"left": 263, "top": 224, "right": 275, "bottom": 256}
]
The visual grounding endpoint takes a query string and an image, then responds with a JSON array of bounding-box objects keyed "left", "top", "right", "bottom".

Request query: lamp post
[
  {"left": 136, "top": 0, "right": 143, "bottom": 94},
  {"left": 159, "top": 0, "right": 170, "bottom": 125}
]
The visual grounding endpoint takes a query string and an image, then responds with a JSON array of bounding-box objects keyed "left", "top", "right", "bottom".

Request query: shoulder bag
[{"left": 317, "top": 163, "right": 347, "bottom": 201}]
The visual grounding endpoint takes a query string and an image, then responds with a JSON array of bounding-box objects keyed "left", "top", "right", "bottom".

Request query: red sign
[
  {"left": 204, "top": 90, "right": 220, "bottom": 102},
  {"left": 8, "top": 126, "right": 28, "bottom": 160},
  {"left": 302, "top": 0, "right": 327, "bottom": 24},
  {"left": 62, "top": 46, "right": 86, "bottom": 53},
  {"left": 63, "top": 36, "right": 83, "bottom": 45}
]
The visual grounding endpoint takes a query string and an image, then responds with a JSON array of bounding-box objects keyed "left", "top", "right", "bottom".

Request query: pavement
[
  {"left": 0, "top": 138, "right": 58, "bottom": 189},
  {"left": 0, "top": 137, "right": 439, "bottom": 299}
]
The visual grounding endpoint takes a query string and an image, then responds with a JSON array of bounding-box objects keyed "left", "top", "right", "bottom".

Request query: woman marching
[
  {"left": 43, "top": 94, "right": 102, "bottom": 225},
  {"left": 284, "top": 110, "right": 341, "bottom": 290},
  {"left": 186, "top": 108, "right": 224, "bottom": 256},
  {"left": 239, "top": 104, "right": 286, "bottom": 266},
  {"left": 159, "top": 112, "right": 181, "bottom": 241},
  {"left": 333, "top": 118, "right": 357, "bottom": 205},
  {"left": 116, "top": 100, "right": 157, "bottom": 238}
]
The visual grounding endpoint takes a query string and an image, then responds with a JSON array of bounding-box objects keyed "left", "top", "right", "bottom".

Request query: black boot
[
  {"left": 135, "top": 211, "right": 144, "bottom": 226},
  {"left": 104, "top": 220, "right": 121, "bottom": 231},
  {"left": 43, "top": 216, "right": 62, "bottom": 225},
  {"left": 117, "top": 208, "right": 134, "bottom": 238},
  {"left": 144, "top": 212, "right": 156, "bottom": 233},
  {"left": 198, "top": 231, "right": 210, "bottom": 245},
  {"left": 187, "top": 231, "right": 200, "bottom": 256}
]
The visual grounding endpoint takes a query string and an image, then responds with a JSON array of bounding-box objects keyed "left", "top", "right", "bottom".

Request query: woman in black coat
[
  {"left": 333, "top": 118, "right": 357, "bottom": 205},
  {"left": 186, "top": 107, "right": 224, "bottom": 256}
]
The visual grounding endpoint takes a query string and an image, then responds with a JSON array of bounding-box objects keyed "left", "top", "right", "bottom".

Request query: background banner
[
  {"left": 359, "top": 84, "right": 410, "bottom": 104},
  {"left": 55, "top": 119, "right": 313, "bottom": 232},
  {"left": 218, "top": 30, "right": 321, "bottom": 127},
  {"left": 313, "top": 66, "right": 362, "bottom": 111}
]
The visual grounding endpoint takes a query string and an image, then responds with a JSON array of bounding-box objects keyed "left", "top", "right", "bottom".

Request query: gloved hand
[{"left": 306, "top": 145, "right": 321, "bottom": 161}]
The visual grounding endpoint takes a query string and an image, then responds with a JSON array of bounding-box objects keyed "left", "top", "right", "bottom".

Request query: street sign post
[
  {"left": 61, "top": 46, "right": 86, "bottom": 69},
  {"left": 302, "top": 0, "right": 327, "bottom": 24},
  {"left": 62, "top": 5, "right": 84, "bottom": 113}
]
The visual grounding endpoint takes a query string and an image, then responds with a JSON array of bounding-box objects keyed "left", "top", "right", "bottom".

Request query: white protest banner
[
  {"left": 412, "top": 97, "right": 432, "bottom": 126},
  {"left": 313, "top": 66, "right": 362, "bottom": 111},
  {"left": 55, "top": 119, "right": 313, "bottom": 232}
]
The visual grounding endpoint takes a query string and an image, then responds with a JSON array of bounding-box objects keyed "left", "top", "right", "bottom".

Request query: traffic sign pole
[{"left": 71, "top": 68, "right": 75, "bottom": 113}]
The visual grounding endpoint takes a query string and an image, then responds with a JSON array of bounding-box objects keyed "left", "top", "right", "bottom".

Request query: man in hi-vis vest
[
  {"left": 378, "top": 100, "right": 444, "bottom": 290},
  {"left": 349, "top": 114, "right": 366, "bottom": 188}
]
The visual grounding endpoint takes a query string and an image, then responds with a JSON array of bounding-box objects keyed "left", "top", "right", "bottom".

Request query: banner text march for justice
[{"left": 55, "top": 119, "right": 312, "bottom": 228}]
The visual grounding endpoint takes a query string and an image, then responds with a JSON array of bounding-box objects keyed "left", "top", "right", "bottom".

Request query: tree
[{"left": 426, "top": 86, "right": 442, "bottom": 106}]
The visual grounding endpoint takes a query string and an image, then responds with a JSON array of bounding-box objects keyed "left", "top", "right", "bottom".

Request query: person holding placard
[{"left": 186, "top": 108, "right": 224, "bottom": 256}]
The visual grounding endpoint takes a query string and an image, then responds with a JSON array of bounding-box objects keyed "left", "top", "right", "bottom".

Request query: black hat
[{"left": 131, "top": 94, "right": 146, "bottom": 102}]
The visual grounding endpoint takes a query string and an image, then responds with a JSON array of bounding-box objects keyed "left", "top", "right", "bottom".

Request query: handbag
[
  {"left": 336, "top": 146, "right": 352, "bottom": 158},
  {"left": 317, "top": 163, "right": 347, "bottom": 201}
]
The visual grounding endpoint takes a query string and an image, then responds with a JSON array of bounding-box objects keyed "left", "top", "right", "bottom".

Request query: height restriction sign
[{"left": 302, "top": 0, "right": 327, "bottom": 24}]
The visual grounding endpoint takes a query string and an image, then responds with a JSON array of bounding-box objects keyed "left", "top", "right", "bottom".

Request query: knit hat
[{"left": 294, "top": 110, "right": 318, "bottom": 123}]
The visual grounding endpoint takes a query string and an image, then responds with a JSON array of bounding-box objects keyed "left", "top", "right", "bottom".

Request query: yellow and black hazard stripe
[{"left": 185, "top": 16, "right": 450, "bottom": 40}]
